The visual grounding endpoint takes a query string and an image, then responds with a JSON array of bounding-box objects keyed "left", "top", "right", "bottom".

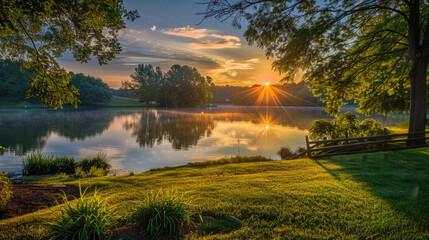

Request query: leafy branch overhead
[
  {"left": 200, "top": 0, "right": 428, "bottom": 114},
  {"left": 0, "top": 0, "right": 139, "bottom": 109}
]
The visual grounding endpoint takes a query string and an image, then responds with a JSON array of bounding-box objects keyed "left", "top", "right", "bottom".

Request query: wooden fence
[{"left": 303, "top": 128, "right": 429, "bottom": 158}]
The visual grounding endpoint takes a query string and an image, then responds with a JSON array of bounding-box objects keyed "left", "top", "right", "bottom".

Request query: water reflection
[
  {"left": 123, "top": 110, "right": 215, "bottom": 149},
  {"left": 0, "top": 110, "right": 118, "bottom": 155},
  {"left": 0, "top": 107, "right": 409, "bottom": 173}
]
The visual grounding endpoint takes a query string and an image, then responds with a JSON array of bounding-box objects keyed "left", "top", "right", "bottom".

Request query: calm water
[{"left": 0, "top": 106, "right": 408, "bottom": 173}]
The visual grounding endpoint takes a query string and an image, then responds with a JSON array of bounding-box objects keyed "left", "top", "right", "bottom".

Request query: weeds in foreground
[
  {"left": 49, "top": 184, "right": 117, "bottom": 240},
  {"left": 0, "top": 170, "right": 12, "bottom": 209},
  {"left": 22, "top": 153, "right": 110, "bottom": 176},
  {"left": 78, "top": 153, "right": 111, "bottom": 172},
  {"left": 22, "top": 153, "right": 76, "bottom": 175},
  {"left": 130, "top": 190, "right": 195, "bottom": 238}
]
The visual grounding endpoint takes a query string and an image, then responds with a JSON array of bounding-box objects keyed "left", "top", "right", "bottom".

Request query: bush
[
  {"left": 131, "top": 190, "right": 193, "bottom": 238},
  {"left": 0, "top": 170, "right": 12, "bottom": 209},
  {"left": 77, "top": 153, "right": 111, "bottom": 172},
  {"left": 75, "top": 166, "right": 108, "bottom": 178},
  {"left": 309, "top": 112, "right": 385, "bottom": 140},
  {"left": 22, "top": 153, "right": 76, "bottom": 175},
  {"left": 277, "top": 147, "right": 294, "bottom": 159},
  {"left": 49, "top": 186, "right": 117, "bottom": 240},
  {"left": 277, "top": 147, "right": 306, "bottom": 160}
]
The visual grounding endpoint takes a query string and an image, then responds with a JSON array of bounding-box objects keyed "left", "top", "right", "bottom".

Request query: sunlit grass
[{"left": 2, "top": 150, "right": 429, "bottom": 239}]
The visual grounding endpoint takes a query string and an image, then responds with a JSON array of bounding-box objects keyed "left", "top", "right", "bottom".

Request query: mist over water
[{"left": 0, "top": 106, "right": 408, "bottom": 173}]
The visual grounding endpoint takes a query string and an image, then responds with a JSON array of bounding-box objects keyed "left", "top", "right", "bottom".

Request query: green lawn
[
  {"left": 1, "top": 150, "right": 429, "bottom": 239},
  {"left": 104, "top": 96, "right": 149, "bottom": 107}
]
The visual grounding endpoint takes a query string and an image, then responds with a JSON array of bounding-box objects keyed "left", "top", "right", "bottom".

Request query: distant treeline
[
  {"left": 213, "top": 81, "right": 323, "bottom": 106},
  {"left": 0, "top": 60, "right": 113, "bottom": 106}
]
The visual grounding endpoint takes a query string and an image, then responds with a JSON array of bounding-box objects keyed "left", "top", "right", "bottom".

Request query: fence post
[
  {"left": 383, "top": 128, "right": 388, "bottom": 151},
  {"left": 305, "top": 135, "right": 311, "bottom": 158}
]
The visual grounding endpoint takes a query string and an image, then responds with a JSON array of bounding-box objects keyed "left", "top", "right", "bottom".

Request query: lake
[{"left": 0, "top": 106, "right": 409, "bottom": 173}]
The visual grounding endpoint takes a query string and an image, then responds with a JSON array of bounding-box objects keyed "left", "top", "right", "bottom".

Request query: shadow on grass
[{"left": 316, "top": 148, "right": 429, "bottom": 223}]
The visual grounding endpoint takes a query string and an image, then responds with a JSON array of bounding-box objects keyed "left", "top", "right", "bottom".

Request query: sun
[{"left": 265, "top": 82, "right": 270, "bottom": 86}]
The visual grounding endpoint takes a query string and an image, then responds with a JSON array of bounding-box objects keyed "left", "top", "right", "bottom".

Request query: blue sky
[{"left": 58, "top": 0, "right": 283, "bottom": 88}]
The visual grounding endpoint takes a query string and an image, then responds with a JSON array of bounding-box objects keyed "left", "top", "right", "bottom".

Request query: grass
[
  {"left": 22, "top": 153, "right": 76, "bottom": 175},
  {"left": 49, "top": 185, "right": 118, "bottom": 240},
  {"left": 104, "top": 96, "right": 149, "bottom": 107},
  {"left": 1, "top": 151, "right": 429, "bottom": 239},
  {"left": 131, "top": 190, "right": 194, "bottom": 238},
  {"left": 22, "top": 153, "right": 111, "bottom": 176}
]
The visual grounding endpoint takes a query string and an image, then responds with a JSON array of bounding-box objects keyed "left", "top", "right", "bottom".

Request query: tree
[
  {"left": 159, "top": 65, "right": 213, "bottom": 107},
  {"left": 0, "top": 0, "right": 138, "bottom": 109},
  {"left": 201, "top": 0, "right": 429, "bottom": 145},
  {"left": 0, "top": 59, "right": 32, "bottom": 99},
  {"left": 70, "top": 73, "right": 113, "bottom": 106},
  {"left": 123, "top": 64, "right": 163, "bottom": 103}
]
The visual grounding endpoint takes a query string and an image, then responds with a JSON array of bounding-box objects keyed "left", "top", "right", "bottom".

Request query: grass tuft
[
  {"left": 49, "top": 184, "right": 117, "bottom": 240},
  {"left": 77, "top": 153, "right": 111, "bottom": 172},
  {"left": 130, "top": 189, "right": 194, "bottom": 238},
  {"left": 22, "top": 153, "right": 76, "bottom": 175}
]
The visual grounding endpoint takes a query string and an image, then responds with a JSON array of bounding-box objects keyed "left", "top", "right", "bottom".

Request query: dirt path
[{"left": 0, "top": 184, "right": 79, "bottom": 220}]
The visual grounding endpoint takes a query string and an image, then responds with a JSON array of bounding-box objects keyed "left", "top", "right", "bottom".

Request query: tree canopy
[
  {"left": 123, "top": 64, "right": 214, "bottom": 107},
  {"left": 0, "top": 0, "right": 138, "bottom": 109},
  {"left": 201, "top": 0, "right": 429, "bottom": 143},
  {"left": 70, "top": 73, "right": 113, "bottom": 106}
]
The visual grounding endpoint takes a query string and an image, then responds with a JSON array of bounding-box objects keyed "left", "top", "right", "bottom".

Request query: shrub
[
  {"left": 131, "top": 190, "right": 193, "bottom": 238},
  {"left": 77, "top": 153, "right": 111, "bottom": 172},
  {"left": 309, "top": 112, "right": 385, "bottom": 140},
  {"left": 0, "top": 170, "right": 12, "bottom": 209},
  {"left": 309, "top": 119, "right": 334, "bottom": 140},
  {"left": 358, "top": 118, "right": 384, "bottom": 136},
  {"left": 277, "top": 147, "right": 306, "bottom": 159},
  {"left": 49, "top": 186, "right": 117, "bottom": 240},
  {"left": 22, "top": 153, "right": 76, "bottom": 175},
  {"left": 277, "top": 147, "right": 294, "bottom": 159}
]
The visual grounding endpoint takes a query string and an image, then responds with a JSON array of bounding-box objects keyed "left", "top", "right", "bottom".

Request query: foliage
[
  {"left": 49, "top": 185, "right": 117, "bottom": 240},
  {"left": 77, "top": 153, "right": 111, "bottom": 173},
  {"left": 0, "top": 59, "right": 33, "bottom": 100},
  {"left": 130, "top": 190, "right": 193, "bottom": 238},
  {"left": 1, "top": 0, "right": 138, "bottom": 109},
  {"left": 358, "top": 119, "right": 385, "bottom": 137},
  {"left": 123, "top": 64, "right": 214, "bottom": 107},
  {"left": 309, "top": 112, "right": 385, "bottom": 140},
  {"left": 331, "top": 112, "right": 360, "bottom": 138},
  {"left": 0, "top": 170, "right": 12, "bottom": 209},
  {"left": 69, "top": 73, "right": 113, "bottom": 106},
  {"left": 200, "top": 0, "right": 429, "bottom": 141},
  {"left": 22, "top": 153, "right": 76, "bottom": 175},
  {"left": 309, "top": 119, "right": 335, "bottom": 141},
  {"left": 277, "top": 146, "right": 305, "bottom": 160},
  {"left": 123, "top": 64, "right": 163, "bottom": 103}
]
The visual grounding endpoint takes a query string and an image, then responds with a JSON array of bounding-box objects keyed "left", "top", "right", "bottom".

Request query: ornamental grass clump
[
  {"left": 131, "top": 190, "right": 194, "bottom": 238},
  {"left": 77, "top": 153, "right": 111, "bottom": 172},
  {"left": 0, "top": 170, "right": 12, "bottom": 209},
  {"left": 49, "top": 185, "right": 117, "bottom": 240},
  {"left": 22, "top": 153, "right": 76, "bottom": 175}
]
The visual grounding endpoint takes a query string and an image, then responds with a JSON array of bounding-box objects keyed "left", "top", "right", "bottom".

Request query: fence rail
[{"left": 303, "top": 129, "right": 429, "bottom": 158}]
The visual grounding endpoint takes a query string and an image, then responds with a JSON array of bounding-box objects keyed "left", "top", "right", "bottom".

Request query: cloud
[
  {"left": 247, "top": 58, "right": 260, "bottom": 63},
  {"left": 151, "top": 25, "right": 156, "bottom": 31},
  {"left": 190, "top": 41, "right": 241, "bottom": 49},
  {"left": 161, "top": 26, "right": 209, "bottom": 39},
  {"left": 161, "top": 26, "right": 241, "bottom": 49}
]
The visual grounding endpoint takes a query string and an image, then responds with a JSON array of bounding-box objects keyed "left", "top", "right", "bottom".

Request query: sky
[{"left": 57, "top": 0, "right": 284, "bottom": 89}]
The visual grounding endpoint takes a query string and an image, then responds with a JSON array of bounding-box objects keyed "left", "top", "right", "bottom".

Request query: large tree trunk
[{"left": 407, "top": 58, "right": 428, "bottom": 146}]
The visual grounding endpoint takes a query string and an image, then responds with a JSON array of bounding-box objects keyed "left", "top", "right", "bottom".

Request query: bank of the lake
[{"left": 1, "top": 148, "right": 429, "bottom": 239}]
